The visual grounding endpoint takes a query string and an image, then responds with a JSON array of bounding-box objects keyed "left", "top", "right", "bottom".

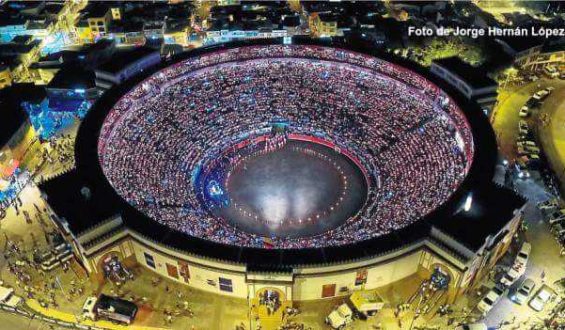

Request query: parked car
[
  {"left": 82, "top": 296, "right": 97, "bottom": 320},
  {"left": 515, "top": 161, "right": 530, "bottom": 179},
  {"left": 533, "top": 89, "right": 550, "bottom": 100},
  {"left": 519, "top": 120, "right": 529, "bottom": 134},
  {"left": 548, "top": 209, "right": 565, "bottom": 225},
  {"left": 525, "top": 145, "right": 541, "bottom": 154},
  {"left": 519, "top": 106, "right": 530, "bottom": 117},
  {"left": 517, "top": 141, "right": 536, "bottom": 148},
  {"left": 326, "top": 304, "right": 353, "bottom": 329},
  {"left": 551, "top": 222, "right": 565, "bottom": 237},
  {"left": 512, "top": 278, "right": 536, "bottom": 305},
  {"left": 529, "top": 285, "right": 555, "bottom": 311},
  {"left": 0, "top": 286, "right": 22, "bottom": 308},
  {"left": 519, "top": 154, "right": 540, "bottom": 163},
  {"left": 544, "top": 66, "right": 559, "bottom": 78},
  {"left": 477, "top": 285, "right": 506, "bottom": 315},
  {"left": 501, "top": 264, "right": 525, "bottom": 287},
  {"left": 538, "top": 199, "right": 559, "bottom": 211},
  {"left": 515, "top": 242, "right": 531, "bottom": 266}
]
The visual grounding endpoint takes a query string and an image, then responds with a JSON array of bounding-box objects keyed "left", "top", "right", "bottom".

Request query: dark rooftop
[
  {"left": 496, "top": 35, "right": 545, "bottom": 54},
  {"left": 433, "top": 57, "right": 497, "bottom": 89},
  {"left": 80, "top": 3, "right": 110, "bottom": 19},
  {"left": 434, "top": 184, "right": 526, "bottom": 250},
  {"left": 47, "top": 65, "right": 97, "bottom": 90},
  {"left": 0, "top": 83, "right": 45, "bottom": 146},
  {"left": 108, "top": 20, "right": 144, "bottom": 34},
  {"left": 39, "top": 168, "right": 123, "bottom": 235},
  {"left": 97, "top": 47, "right": 159, "bottom": 74},
  {"left": 541, "top": 38, "right": 565, "bottom": 53},
  {"left": 0, "top": 40, "right": 40, "bottom": 56}
]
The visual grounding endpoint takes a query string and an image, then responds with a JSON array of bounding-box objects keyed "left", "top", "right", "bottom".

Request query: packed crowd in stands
[{"left": 98, "top": 45, "right": 473, "bottom": 249}]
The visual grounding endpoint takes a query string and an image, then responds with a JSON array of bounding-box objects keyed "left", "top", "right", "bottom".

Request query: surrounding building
[
  {"left": 309, "top": 12, "right": 339, "bottom": 37},
  {"left": 0, "top": 84, "right": 44, "bottom": 206},
  {"left": 95, "top": 47, "right": 161, "bottom": 90},
  {"left": 514, "top": 39, "right": 565, "bottom": 72},
  {"left": 431, "top": 57, "right": 498, "bottom": 113}
]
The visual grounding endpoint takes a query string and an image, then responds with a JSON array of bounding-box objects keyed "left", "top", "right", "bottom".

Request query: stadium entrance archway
[{"left": 250, "top": 287, "right": 291, "bottom": 329}]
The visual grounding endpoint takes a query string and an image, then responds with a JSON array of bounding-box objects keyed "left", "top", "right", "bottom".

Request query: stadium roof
[{"left": 40, "top": 39, "right": 525, "bottom": 267}]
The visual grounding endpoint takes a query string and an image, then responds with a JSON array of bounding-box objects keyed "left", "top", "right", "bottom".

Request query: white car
[
  {"left": 517, "top": 141, "right": 536, "bottom": 148},
  {"left": 518, "top": 106, "right": 530, "bottom": 117},
  {"left": 500, "top": 264, "right": 524, "bottom": 287},
  {"left": 477, "top": 285, "right": 506, "bottom": 315},
  {"left": 0, "top": 286, "right": 22, "bottom": 308},
  {"left": 529, "top": 285, "right": 554, "bottom": 312},
  {"left": 82, "top": 296, "right": 97, "bottom": 320},
  {"left": 519, "top": 120, "right": 529, "bottom": 131},
  {"left": 326, "top": 304, "right": 353, "bottom": 329},
  {"left": 512, "top": 278, "right": 535, "bottom": 305},
  {"left": 533, "top": 89, "right": 549, "bottom": 100},
  {"left": 515, "top": 242, "right": 531, "bottom": 266}
]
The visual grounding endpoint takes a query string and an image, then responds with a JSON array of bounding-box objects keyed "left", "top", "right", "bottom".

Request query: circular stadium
[{"left": 80, "top": 43, "right": 481, "bottom": 252}]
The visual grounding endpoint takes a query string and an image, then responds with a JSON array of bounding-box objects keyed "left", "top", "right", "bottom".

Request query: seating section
[{"left": 98, "top": 45, "right": 473, "bottom": 249}]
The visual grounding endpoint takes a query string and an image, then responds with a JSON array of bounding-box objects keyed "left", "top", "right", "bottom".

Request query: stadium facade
[{"left": 40, "top": 40, "right": 526, "bottom": 304}]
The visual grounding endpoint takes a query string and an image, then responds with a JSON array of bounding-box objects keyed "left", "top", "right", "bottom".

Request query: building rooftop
[
  {"left": 0, "top": 40, "right": 40, "bottom": 56},
  {"left": 433, "top": 57, "right": 497, "bottom": 89},
  {"left": 39, "top": 168, "right": 123, "bottom": 235},
  {"left": 80, "top": 3, "right": 110, "bottom": 19},
  {"left": 541, "top": 38, "right": 565, "bottom": 53},
  {"left": 434, "top": 184, "right": 526, "bottom": 251},
  {"left": 97, "top": 47, "right": 159, "bottom": 74},
  {"left": 496, "top": 35, "right": 545, "bottom": 54},
  {"left": 47, "top": 65, "right": 97, "bottom": 90},
  {"left": 0, "top": 83, "right": 45, "bottom": 146},
  {"left": 108, "top": 19, "right": 144, "bottom": 34}
]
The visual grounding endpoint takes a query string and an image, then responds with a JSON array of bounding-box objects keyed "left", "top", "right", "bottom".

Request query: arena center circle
[{"left": 97, "top": 45, "right": 474, "bottom": 249}]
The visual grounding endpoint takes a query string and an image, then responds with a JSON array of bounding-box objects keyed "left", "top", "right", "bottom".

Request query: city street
[
  {"left": 0, "top": 310, "right": 64, "bottom": 330},
  {"left": 492, "top": 77, "right": 565, "bottom": 191},
  {"left": 481, "top": 76, "right": 565, "bottom": 329}
]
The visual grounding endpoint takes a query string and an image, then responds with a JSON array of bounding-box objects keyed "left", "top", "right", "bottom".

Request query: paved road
[
  {"left": 0, "top": 311, "right": 63, "bottom": 330},
  {"left": 492, "top": 78, "right": 565, "bottom": 192},
  {"left": 481, "top": 170, "right": 563, "bottom": 329},
  {"left": 536, "top": 81, "right": 565, "bottom": 194},
  {"left": 480, "top": 77, "right": 565, "bottom": 329}
]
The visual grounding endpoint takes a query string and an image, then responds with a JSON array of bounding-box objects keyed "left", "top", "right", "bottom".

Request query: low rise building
[
  {"left": 309, "top": 12, "right": 339, "bottom": 37},
  {"left": 431, "top": 57, "right": 498, "bottom": 113},
  {"left": 514, "top": 40, "right": 565, "bottom": 72},
  {"left": 95, "top": 47, "right": 161, "bottom": 90},
  {"left": 0, "top": 63, "right": 12, "bottom": 89},
  {"left": 0, "top": 84, "right": 44, "bottom": 206}
]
